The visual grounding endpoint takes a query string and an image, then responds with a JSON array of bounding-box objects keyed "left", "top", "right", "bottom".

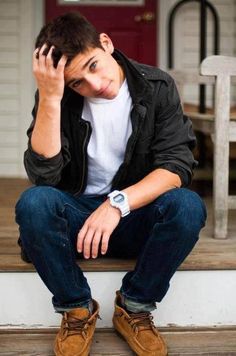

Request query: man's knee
[
  {"left": 15, "top": 185, "right": 64, "bottom": 228},
  {"left": 175, "top": 189, "right": 206, "bottom": 236},
  {"left": 15, "top": 186, "right": 66, "bottom": 250},
  {"left": 157, "top": 188, "right": 207, "bottom": 236},
  {"left": 16, "top": 186, "right": 60, "bottom": 214}
]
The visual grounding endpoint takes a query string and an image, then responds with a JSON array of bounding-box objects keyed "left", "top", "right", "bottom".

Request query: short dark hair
[{"left": 35, "top": 12, "right": 102, "bottom": 67}]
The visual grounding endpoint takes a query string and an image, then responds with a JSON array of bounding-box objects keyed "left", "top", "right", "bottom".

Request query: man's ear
[{"left": 99, "top": 33, "right": 114, "bottom": 53}]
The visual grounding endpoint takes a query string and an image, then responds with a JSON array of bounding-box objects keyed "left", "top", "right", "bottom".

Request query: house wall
[
  {"left": 235, "top": 0, "right": 236, "bottom": 56},
  {"left": 159, "top": 0, "right": 236, "bottom": 69},
  {"left": 0, "top": 0, "right": 21, "bottom": 176},
  {"left": 0, "top": 0, "right": 43, "bottom": 177},
  {"left": 159, "top": 0, "right": 236, "bottom": 105},
  {"left": 0, "top": 0, "right": 236, "bottom": 177}
]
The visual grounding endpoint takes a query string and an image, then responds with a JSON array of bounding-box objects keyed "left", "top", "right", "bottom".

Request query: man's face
[{"left": 64, "top": 34, "right": 124, "bottom": 99}]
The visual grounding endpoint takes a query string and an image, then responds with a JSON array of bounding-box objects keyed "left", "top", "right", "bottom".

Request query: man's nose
[{"left": 86, "top": 75, "right": 101, "bottom": 92}]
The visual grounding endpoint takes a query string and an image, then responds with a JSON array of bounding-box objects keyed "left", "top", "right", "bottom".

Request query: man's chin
[
  {"left": 106, "top": 93, "right": 118, "bottom": 100},
  {"left": 102, "top": 90, "right": 119, "bottom": 100},
  {"left": 98, "top": 82, "right": 119, "bottom": 99}
]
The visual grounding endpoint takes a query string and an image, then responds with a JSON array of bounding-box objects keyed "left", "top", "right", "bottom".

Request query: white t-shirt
[{"left": 82, "top": 79, "right": 132, "bottom": 195}]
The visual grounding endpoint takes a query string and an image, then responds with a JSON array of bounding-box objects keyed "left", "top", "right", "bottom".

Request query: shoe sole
[
  {"left": 113, "top": 319, "right": 168, "bottom": 356},
  {"left": 113, "top": 319, "right": 145, "bottom": 355},
  {"left": 113, "top": 328, "right": 136, "bottom": 355},
  {"left": 54, "top": 341, "right": 91, "bottom": 356}
]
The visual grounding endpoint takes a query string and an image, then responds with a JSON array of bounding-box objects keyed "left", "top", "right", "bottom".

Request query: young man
[{"left": 15, "top": 12, "right": 206, "bottom": 356}]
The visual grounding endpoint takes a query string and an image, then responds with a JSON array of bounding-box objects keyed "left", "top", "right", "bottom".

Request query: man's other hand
[{"left": 77, "top": 200, "right": 121, "bottom": 259}]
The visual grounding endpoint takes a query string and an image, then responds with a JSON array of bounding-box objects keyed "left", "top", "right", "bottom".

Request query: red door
[{"left": 45, "top": 0, "right": 157, "bottom": 66}]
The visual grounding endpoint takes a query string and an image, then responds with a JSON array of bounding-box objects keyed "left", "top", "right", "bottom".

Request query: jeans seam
[{"left": 59, "top": 204, "right": 87, "bottom": 294}]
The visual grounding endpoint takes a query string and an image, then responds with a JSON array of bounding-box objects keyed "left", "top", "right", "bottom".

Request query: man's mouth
[{"left": 96, "top": 82, "right": 111, "bottom": 97}]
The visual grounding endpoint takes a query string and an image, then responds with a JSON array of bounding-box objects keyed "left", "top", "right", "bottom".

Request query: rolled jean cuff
[
  {"left": 120, "top": 293, "right": 156, "bottom": 313},
  {"left": 53, "top": 298, "right": 93, "bottom": 313}
]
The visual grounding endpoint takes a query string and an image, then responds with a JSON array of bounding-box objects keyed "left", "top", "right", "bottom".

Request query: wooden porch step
[{"left": 0, "top": 327, "right": 236, "bottom": 355}]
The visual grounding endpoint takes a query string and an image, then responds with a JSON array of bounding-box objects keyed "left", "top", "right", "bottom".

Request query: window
[{"left": 58, "top": 0, "right": 144, "bottom": 6}]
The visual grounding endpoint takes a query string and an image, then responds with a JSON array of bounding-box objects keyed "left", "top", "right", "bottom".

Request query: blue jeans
[{"left": 15, "top": 186, "right": 206, "bottom": 311}]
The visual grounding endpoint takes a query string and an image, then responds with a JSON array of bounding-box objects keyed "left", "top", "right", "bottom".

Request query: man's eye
[
  {"left": 72, "top": 80, "right": 82, "bottom": 88},
  {"left": 90, "top": 61, "right": 97, "bottom": 70}
]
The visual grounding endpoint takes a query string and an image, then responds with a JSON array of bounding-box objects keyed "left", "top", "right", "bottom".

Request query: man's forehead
[
  {"left": 64, "top": 47, "right": 101, "bottom": 81},
  {"left": 67, "top": 48, "right": 101, "bottom": 70}
]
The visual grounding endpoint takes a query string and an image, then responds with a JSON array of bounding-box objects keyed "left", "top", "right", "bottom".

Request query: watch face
[{"left": 114, "top": 193, "right": 125, "bottom": 203}]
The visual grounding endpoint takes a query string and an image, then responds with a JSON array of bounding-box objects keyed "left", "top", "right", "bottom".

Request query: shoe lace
[
  {"left": 62, "top": 315, "right": 91, "bottom": 338},
  {"left": 62, "top": 313, "right": 101, "bottom": 338},
  {"left": 127, "top": 312, "right": 156, "bottom": 333}
]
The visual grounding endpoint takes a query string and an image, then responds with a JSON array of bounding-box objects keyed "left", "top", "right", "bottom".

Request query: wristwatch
[{"left": 108, "top": 190, "right": 130, "bottom": 217}]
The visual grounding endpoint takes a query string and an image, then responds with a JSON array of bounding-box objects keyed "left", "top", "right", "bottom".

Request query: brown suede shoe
[
  {"left": 112, "top": 292, "right": 167, "bottom": 356},
  {"left": 54, "top": 299, "right": 99, "bottom": 356}
]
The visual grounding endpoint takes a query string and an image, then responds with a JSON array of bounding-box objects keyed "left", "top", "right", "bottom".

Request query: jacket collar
[{"left": 112, "top": 49, "right": 153, "bottom": 105}]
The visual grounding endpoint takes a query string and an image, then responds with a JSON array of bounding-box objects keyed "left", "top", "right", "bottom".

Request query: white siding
[
  {"left": 168, "top": 0, "right": 236, "bottom": 69},
  {"left": 234, "top": 0, "right": 236, "bottom": 57},
  {"left": 159, "top": 0, "right": 236, "bottom": 106},
  {"left": 181, "top": 0, "right": 236, "bottom": 105},
  {"left": 0, "top": 0, "right": 43, "bottom": 177},
  {"left": 0, "top": 0, "right": 20, "bottom": 176}
]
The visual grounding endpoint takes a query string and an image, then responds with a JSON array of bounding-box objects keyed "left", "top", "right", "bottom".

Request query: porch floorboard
[{"left": 0, "top": 328, "right": 236, "bottom": 355}]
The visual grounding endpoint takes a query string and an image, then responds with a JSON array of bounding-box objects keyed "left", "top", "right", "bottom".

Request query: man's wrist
[
  {"left": 39, "top": 97, "right": 61, "bottom": 106},
  {"left": 108, "top": 190, "right": 130, "bottom": 217}
]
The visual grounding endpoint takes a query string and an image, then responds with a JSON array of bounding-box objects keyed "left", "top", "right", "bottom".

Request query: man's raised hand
[{"left": 33, "top": 44, "right": 67, "bottom": 102}]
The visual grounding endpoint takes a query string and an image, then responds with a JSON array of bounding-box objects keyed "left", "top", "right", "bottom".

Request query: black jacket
[{"left": 24, "top": 50, "right": 197, "bottom": 195}]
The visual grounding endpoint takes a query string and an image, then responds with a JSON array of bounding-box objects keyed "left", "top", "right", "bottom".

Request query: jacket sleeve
[
  {"left": 24, "top": 91, "right": 71, "bottom": 186},
  {"left": 151, "top": 75, "right": 197, "bottom": 186}
]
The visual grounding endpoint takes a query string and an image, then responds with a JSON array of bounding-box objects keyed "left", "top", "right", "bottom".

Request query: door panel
[{"left": 45, "top": 0, "right": 157, "bottom": 65}]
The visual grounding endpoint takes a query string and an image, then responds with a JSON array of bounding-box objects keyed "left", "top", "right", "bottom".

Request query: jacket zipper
[{"left": 75, "top": 121, "right": 90, "bottom": 195}]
